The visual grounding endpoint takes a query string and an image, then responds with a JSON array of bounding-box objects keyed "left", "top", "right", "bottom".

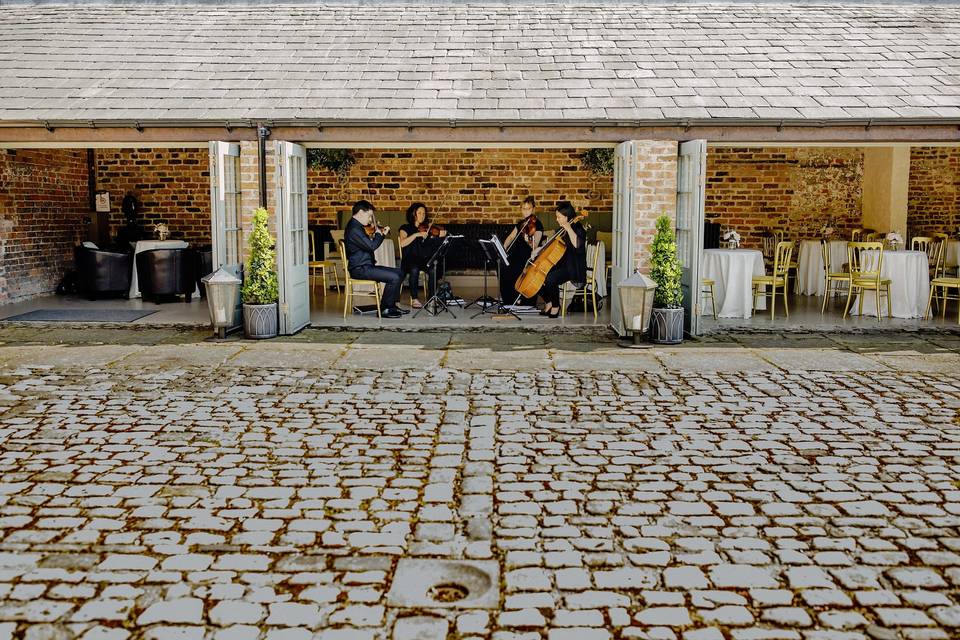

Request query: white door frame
[
  {"left": 676, "top": 139, "right": 707, "bottom": 337},
  {"left": 208, "top": 141, "right": 243, "bottom": 331},
  {"left": 274, "top": 141, "right": 311, "bottom": 335},
  {"left": 610, "top": 141, "right": 638, "bottom": 337}
]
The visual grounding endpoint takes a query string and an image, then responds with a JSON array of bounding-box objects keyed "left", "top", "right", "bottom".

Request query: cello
[{"left": 514, "top": 214, "right": 587, "bottom": 300}]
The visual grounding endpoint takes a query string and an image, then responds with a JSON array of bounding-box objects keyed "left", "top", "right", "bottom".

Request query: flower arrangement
[
  {"left": 153, "top": 223, "right": 170, "bottom": 241},
  {"left": 886, "top": 231, "right": 903, "bottom": 249},
  {"left": 820, "top": 223, "right": 834, "bottom": 238},
  {"left": 723, "top": 229, "right": 741, "bottom": 249}
]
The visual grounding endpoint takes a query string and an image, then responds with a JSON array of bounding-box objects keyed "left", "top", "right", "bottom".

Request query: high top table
[
  {"left": 849, "top": 249, "right": 929, "bottom": 318},
  {"left": 701, "top": 248, "right": 767, "bottom": 318}
]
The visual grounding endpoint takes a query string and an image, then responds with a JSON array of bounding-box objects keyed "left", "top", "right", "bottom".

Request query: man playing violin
[
  {"left": 398, "top": 202, "right": 447, "bottom": 308},
  {"left": 344, "top": 199, "right": 405, "bottom": 318},
  {"left": 500, "top": 195, "right": 544, "bottom": 306},
  {"left": 537, "top": 201, "right": 586, "bottom": 319}
]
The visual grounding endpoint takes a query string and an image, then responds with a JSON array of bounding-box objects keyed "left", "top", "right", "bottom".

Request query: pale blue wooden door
[
  {"left": 610, "top": 141, "right": 637, "bottom": 337},
  {"left": 208, "top": 141, "right": 243, "bottom": 331},
  {"left": 676, "top": 140, "right": 707, "bottom": 337},
  {"left": 274, "top": 141, "right": 310, "bottom": 335}
]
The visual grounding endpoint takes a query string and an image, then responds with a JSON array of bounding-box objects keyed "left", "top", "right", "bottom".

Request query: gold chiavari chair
[
  {"left": 911, "top": 236, "right": 933, "bottom": 253},
  {"left": 701, "top": 278, "right": 718, "bottom": 320},
  {"left": 337, "top": 240, "right": 382, "bottom": 319},
  {"left": 821, "top": 239, "right": 851, "bottom": 314},
  {"left": 843, "top": 241, "right": 891, "bottom": 320},
  {"left": 752, "top": 241, "right": 793, "bottom": 320},
  {"left": 308, "top": 230, "right": 340, "bottom": 298},
  {"left": 561, "top": 242, "right": 601, "bottom": 319}
]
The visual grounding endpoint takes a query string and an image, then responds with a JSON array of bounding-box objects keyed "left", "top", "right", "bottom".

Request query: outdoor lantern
[
  {"left": 202, "top": 268, "right": 242, "bottom": 339},
  {"left": 617, "top": 272, "right": 657, "bottom": 348}
]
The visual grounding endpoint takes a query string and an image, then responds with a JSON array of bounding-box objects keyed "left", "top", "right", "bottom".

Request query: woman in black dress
[
  {"left": 537, "top": 201, "right": 586, "bottom": 319},
  {"left": 499, "top": 195, "right": 544, "bottom": 306},
  {"left": 397, "top": 202, "right": 446, "bottom": 308}
]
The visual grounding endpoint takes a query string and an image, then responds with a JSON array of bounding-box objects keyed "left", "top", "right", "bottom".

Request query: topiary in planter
[
  {"left": 649, "top": 215, "right": 684, "bottom": 343},
  {"left": 241, "top": 207, "right": 279, "bottom": 338}
]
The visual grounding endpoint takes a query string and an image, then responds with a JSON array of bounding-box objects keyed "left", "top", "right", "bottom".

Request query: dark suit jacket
[{"left": 344, "top": 217, "right": 384, "bottom": 272}]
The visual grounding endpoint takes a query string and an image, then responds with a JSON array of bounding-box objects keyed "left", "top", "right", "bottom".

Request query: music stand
[
  {"left": 471, "top": 235, "right": 520, "bottom": 320},
  {"left": 414, "top": 235, "right": 458, "bottom": 319}
]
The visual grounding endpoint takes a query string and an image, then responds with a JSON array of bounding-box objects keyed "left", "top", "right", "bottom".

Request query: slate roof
[{"left": 1, "top": 2, "right": 959, "bottom": 125}]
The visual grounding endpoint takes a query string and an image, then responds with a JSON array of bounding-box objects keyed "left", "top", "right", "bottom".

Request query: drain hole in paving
[{"left": 429, "top": 582, "right": 469, "bottom": 603}]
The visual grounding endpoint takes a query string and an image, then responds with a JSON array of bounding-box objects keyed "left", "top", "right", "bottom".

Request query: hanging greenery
[
  {"left": 241, "top": 207, "right": 279, "bottom": 305},
  {"left": 307, "top": 148, "right": 357, "bottom": 176},
  {"left": 578, "top": 148, "right": 615, "bottom": 176},
  {"left": 650, "top": 215, "right": 684, "bottom": 309}
]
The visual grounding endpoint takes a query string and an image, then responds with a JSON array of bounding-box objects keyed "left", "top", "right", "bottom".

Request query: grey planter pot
[
  {"left": 243, "top": 303, "right": 278, "bottom": 340},
  {"left": 650, "top": 307, "right": 684, "bottom": 344}
]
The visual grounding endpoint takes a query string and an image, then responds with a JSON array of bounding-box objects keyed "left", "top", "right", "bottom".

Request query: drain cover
[{"left": 387, "top": 559, "right": 500, "bottom": 609}]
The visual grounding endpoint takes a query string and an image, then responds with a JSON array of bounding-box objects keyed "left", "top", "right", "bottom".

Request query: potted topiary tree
[
  {"left": 649, "top": 215, "right": 685, "bottom": 344},
  {"left": 241, "top": 207, "right": 279, "bottom": 339}
]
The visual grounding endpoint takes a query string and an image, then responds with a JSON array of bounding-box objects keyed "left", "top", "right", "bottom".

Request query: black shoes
[{"left": 381, "top": 307, "right": 403, "bottom": 319}]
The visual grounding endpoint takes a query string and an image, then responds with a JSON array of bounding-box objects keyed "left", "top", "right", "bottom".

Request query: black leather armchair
[
  {"left": 136, "top": 248, "right": 197, "bottom": 302},
  {"left": 75, "top": 246, "right": 133, "bottom": 299}
]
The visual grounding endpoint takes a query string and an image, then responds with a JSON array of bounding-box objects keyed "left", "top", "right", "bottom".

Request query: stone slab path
[{"left": 0, "top": 327, "right": 957, "bottom": 639}]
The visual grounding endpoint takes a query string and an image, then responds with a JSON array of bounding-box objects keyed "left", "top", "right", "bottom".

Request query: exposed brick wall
[
  {"left": 705, "top": 147, "right": 864, "bottom": 249},
  {"left": 0, "top": 149, "right": 89, "bottom": 304},
  {"left": 634, "top": 141, "right": 678, "bottom": 274},
  {"left": 908, "top": 146, "right": 960, "bottom": 239},
  {"left": 307, "top": 148, "right": 613, "bottom": 225},
  {"left": 95, "top": 148, "right": 211, "bottom": 245}
]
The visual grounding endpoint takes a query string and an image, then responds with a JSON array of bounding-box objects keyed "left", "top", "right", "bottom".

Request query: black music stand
[
  {"left": 414, "top": 235, "right": 457, "bottom": 318},
  {"left": 471, "top": 235, "right": 520, "bottom": 320}
]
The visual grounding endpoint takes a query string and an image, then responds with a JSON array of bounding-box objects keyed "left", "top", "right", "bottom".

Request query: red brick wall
[
  {"left": 908, "top": 146, "right": 960, "bottom": 239},
  {"left": 307, "top": 148, "right": 613, "bottom": 225},
  {"left": 0, "top": 149, "right": 89, "bottom": 304},
  {"left": 95, "top": 148, "right": 211, "bottom": 245},
  {"left": 634, "top": 141, "right": 678, "bottom": 273},
  {"left": 705, "top": 147, "right": 864, "bottom": 249}
]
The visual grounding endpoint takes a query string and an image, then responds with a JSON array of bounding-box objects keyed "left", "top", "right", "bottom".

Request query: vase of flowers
[
  {"left": 820, "top": 223, "right": 834, "bottom": 239},
  {"left": 723, "top": 229, "right": 741, "bottom": 249},
  {"left": 886, "top": 231, "right": 903, "bottom": 251},
  {"left": 153, "top": 223, "right": 170, "bottom": 241}
]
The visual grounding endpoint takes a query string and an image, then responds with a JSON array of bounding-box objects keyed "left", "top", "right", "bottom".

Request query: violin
[
  {"left": 515, "top": 214, "right": 587, "bottom": 299},
  {"left": 364, "top": 215, "right": 388, "bottom": 238},
  {"left": 505, "top": 214, "right": 539, "bottom": 253},
  {"left": 418, "top": 222, "right": 444, "bottom": 238}
]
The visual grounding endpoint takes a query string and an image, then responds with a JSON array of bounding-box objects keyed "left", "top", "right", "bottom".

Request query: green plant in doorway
[
  {"left": 578, "top": 148, "right": 615, "bottom": 176},
  {"left": 650, "top": 215, "right": 683, "bottom": 309},
  {"left": 241, "top": 207, "right": 279, "bottom": 305}
]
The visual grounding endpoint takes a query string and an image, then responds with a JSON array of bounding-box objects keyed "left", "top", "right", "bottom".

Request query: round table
[
  {"left": 849, "top": 249, "right": 930, "bottom": 318},
  {"left": 796, "top": 239, "right": 848, "bottom": 296},
  {"left": 701, "top": 249, "right": 767, "bottom": 318}
]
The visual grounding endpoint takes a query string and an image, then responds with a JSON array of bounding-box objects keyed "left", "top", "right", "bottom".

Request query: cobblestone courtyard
[{"left": 0, "top": 327, "right": 958, "bottom": 640}]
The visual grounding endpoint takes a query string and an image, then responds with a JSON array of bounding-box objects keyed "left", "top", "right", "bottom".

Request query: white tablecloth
[
  {"left": 796, "top": 239, "right": 848, "bottom": 296},
  {"left": 128, "top": 240, "right": 197, "bottom": 299},
  {"left": 850, "top": 250, "right": 929, "bottom": 318},
  {"left": 701, "top": 249, "right": 767, "bottom": 318}
]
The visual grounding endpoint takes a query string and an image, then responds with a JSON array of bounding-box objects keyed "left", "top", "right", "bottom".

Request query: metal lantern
[
  {"left": 617, "top": 272, "right": 657, "bottom": 347},
  {"left": 201, "top": 268, "right": 242, "bottom": 339}
]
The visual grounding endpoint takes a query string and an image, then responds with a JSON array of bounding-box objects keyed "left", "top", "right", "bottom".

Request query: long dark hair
[{"left": 405, "top": 202, "right": 429, "bottom": 226}]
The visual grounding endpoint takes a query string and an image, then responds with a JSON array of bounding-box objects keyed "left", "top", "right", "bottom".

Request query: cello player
[{"left": 536, "top": 201, "right": 586, "bottom": 319}]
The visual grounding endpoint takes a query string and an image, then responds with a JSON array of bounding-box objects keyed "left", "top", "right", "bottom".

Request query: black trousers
[
  {"left": 500, "top": 256, "right": 535, "bottom": 306},
  {"left": 539, "top": 262, "right": 578, "bottom": 308},
  {"left": 406, "top": 262, "right": 443, "bottom": 300},
  {"left": 350, "top": 265, "right": 402, "bottom": 309}
]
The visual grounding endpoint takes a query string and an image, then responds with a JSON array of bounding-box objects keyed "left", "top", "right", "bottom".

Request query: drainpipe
[{"left": 257, "top": 125, "right": 270, "bottom": 208}]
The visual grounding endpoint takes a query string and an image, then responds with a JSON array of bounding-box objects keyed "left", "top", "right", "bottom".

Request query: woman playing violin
[
  {"left": 499, "top": 195, "right": 544, "bottom": 306},
  {"left": 398, "top": 202, "right": 447, "bottom": 308},
  {"left": 537, "top": 200, "right": 586, "bottom": 319}
]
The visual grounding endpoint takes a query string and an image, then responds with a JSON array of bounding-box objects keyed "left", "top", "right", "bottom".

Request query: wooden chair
[
  {"left": 561, "top": 242, "right": 601, "bottom": 319},
  {"left": 701, "top": 278, "right": 718, "bottom": 320},
  {"left": 926, "top": 271, "right": 960, "bottom": 324},
  {"left": 930, "top": 238, "right": 947, "bottom": 280},
  {"left": 752, "top": 240, "right": 793, "bottom": 320},
  {"left": 843, "top": 242, "right": 892, "bottom": 320},
  {"left": 337, "top": 240, "right": 382, "bottom": 318},
  {"left": 308, "top": 230, "right": 340, "bottom": 297},
  {"left": 821, "top": 239, "right": 851, "bottom": 314},
  {"left": 911, "top": 236, "right": 933, "bottom": 253},
  {"left": 851, "top": 228, "right": 869, "bottom": 242},
  {"left": 865, "top": 231, "right": 884, "bottom": 242}
]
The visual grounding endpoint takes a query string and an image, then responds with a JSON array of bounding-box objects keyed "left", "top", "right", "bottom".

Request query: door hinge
[{"left": 280, "top": 304, "right": 289, "bottom": 313}]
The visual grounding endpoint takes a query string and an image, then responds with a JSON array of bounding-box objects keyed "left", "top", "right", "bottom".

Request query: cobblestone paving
[{"left": 0, "top": 329, "right": 958, "bottom": 639}]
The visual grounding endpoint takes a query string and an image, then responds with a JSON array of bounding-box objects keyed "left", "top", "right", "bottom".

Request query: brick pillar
[
  {"left": 238, "top": 140, "right": 278, "bottom": 261},
  {"left": 630, "top": 140, "right": 678, "bottom": 274}
]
